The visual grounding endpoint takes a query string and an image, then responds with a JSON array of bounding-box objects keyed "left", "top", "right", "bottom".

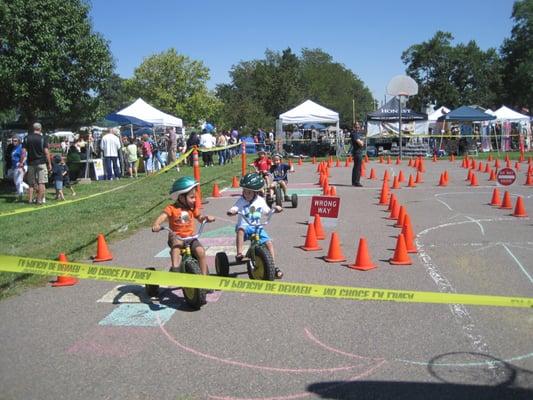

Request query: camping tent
[
  {"left": 278, "top": 100, "right": 341, "bottom": 156},
  {"left": 117, "top": 98, "right": 183, "bottom": 127},
  {"left": 492, "top": 106, "right": 530, "bottom": 122},
  {"left": 437, "top": 106, "right": 495, "bottom": 122},
  {"left": 367, "top": 97, "right": 428, "bottom": 137}
]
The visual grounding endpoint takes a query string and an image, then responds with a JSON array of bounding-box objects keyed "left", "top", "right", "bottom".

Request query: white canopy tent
[
  {"left": 492, "top": 106, "right": 530, "bottom": 122},
  {"left": 428, "top": 106, "right": 450, "bottom": 122},
  {"left": 277, "top": 100, "right": 341, "bottom": 156},
  {"left": 117, "top": 98, "right": 183, "bottom": 127}
]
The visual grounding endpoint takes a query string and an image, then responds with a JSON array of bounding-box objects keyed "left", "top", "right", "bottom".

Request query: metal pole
[
  {"left": 399, "top": 96, "right": 403, "bottom": 159},
  {"left": 352, "top": 98, "right": 355, "bottom": 127}
]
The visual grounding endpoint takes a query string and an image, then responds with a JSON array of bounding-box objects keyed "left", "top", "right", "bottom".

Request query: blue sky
[{"left": 89, "top": 0, "right": 516, "bottom": 102}]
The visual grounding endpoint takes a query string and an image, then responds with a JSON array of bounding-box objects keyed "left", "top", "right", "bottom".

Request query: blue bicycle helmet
[{"left": 170, "top": 176, "right": 199, "bottom": 199}]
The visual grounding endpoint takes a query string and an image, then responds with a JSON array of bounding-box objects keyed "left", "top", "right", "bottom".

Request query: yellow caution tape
[{"left": 1, "top": 255, "right": 532, "bottom": 308}]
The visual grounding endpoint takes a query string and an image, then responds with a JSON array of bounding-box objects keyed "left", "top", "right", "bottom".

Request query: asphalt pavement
[{"left": 1, "top": 156, "right": 532, "bottom": 400}]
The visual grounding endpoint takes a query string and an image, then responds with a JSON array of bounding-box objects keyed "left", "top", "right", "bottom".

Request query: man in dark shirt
[
  {"left": 21, "top": 122, "right": 52, "bottom": 204},
  {"left": 350, "top": 122, "right": 365, "bottom": 187}
]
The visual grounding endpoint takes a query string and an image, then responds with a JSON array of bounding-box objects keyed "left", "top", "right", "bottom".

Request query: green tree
[
  {"left": 402, "top": 31, "right": 501, "bottom": 110},
  {"left": 501, "top": 0, "right": 533, "bottom": 113},
  {"left": 0, "top": 0, "right": 114, "bottom": 128},
  {"left": 127, "top": 48, "right": 213, "bottom": 126},
  {"left": 97, "top": 73, "right": 133, "bottom": 117}
]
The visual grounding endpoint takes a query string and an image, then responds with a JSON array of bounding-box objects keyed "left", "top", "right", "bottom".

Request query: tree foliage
[
  {"left": 127, "top": 48, "right": 221, "bottom": 126},
  {"left": 216, "top": 48, "right": 374, "bottom": 131},
  {"left": 401, "top": 31, "right": 502, "bottom": 110},
  {"left": 0, "top": 0, "right": 114, "bottom": 128},
  {"left": 501, "top": 0, "right": 533, "bottom": 113}
]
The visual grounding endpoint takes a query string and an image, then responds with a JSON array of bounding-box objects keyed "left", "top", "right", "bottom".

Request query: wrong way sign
[{"left": 497, "top": 168, "right": 516, "bottom": 186}]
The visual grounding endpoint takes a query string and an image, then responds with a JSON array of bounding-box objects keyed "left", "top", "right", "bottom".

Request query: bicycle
[
  {"left": 268, "top": 180, "right": 298, "bottom": 208},
  {"left": 145, "top": 221, "right": 208, "bottom": 310},
  {"left": 215, "top": 207, "right": 281, "bottom": 281}
]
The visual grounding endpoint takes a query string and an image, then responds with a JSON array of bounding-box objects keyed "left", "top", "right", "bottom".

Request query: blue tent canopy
[
  {"left": 437, "top": 106, "right": 496, "bottom": 122},
  {"left": 105, "top": 113, "right": 153, "bottom": 127}
]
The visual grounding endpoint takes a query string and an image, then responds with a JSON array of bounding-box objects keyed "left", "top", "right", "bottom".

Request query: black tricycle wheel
[
  {"left": 247, "top": 245, "right": 276, "bottom": 281},
  {"left": 215, "top": 252, "right": 230, "bottom": 277},
  {"left": 144, "top": 267, "right": 159, "bottom": 297},
  {"left": 291, "top": 193, "right": 298, "bottom": 208},
  {"left": 275, "top": 186, "right": 283, "bottom": 206},
  {"left": 182, "top": 258, "right": 206, "bottom": 310}
]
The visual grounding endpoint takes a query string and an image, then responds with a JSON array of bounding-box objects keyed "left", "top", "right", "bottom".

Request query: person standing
[
  {"left": 100, "top": 128, "right": 122, "bottom": 180},
  {"left": 10, "top": 135, "right": 29, "bottom": 201},
  {"left": 350, "top": 122, "right": 364, "bottom": 187},
  {"left": 166, "top": 127, "right": 177, "bottom": 164},
  {"left": 21, "top": 122, "right": 51, "bottom": 204}
]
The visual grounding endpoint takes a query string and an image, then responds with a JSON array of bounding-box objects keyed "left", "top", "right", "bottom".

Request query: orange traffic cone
[
  {"left": 401, "top": 214, "right": 417, "bottom": 253},
  {"left": 398, "top": 170, "right": 405, "bottom": 183},
  {"left": 324, "top": 232, "right": 346, "bottom": 262},
  {"left": 512, "top": 196, "right": 528, "bottom": 217},
  {"left": 392, "top": 175, "right": 400, "bottom": 189},
  {"left": 348, "top": 237, "right": 376, "bottom": 271},
  {"left": 433, "top": 154, "right": 437, "bottom": 162},
  {"left": 389, "top": 233, "right": 412, "bottom": 265},
  {"left": 387, "top": 192, "right": 397, "bottom": 211},
  {"left": 51, "top": 253, "right": 78, "bottom": 287},
  {"left": 407, "top": 174, "right": 416, "bottom": 188},
  {"left": 489, "top": 188, "right": 501, "bottom": 206},
  {"left": 212, "top": 182, "right": 221, "bottom": 197},
  {"left": 379, "top": 181, "right": 390, "bottom": 205},
  {"left": 387, "top": 156, "right": 392, "bottom": 164},
  {"left": 415, "top": 171, "right": 424, "bottom": 184},
  {"left": 500, "top": 191, "right": 513, "bottom": 209},
  {"left": 232, "top": 176, "right": 239, "bottom": 188},
  {"left": 93, "top": 234, "right": 113, "bottom": 262},
  {"left": 484, "top": 163, "right": 491, "bottom": 173},
  {"left": 329, "top": 186, "right": 337, "bottom": 196},
  {"left": 444, "top": 170, "right": 449, "bottom": 183},
  {"left": 488, "top": 154, "right": 493, "bottom": 162},
  {"left": 368, "top": 168, "right": 377, "bottom": 179},
  {"left": 438, "top": 173, "right": 447, "bottom": 187},
  {"left": 387, "top": 200, "right": 400, "bottom": 220},
  {"left": 494, "top": 159, "right": 500, "bottom": 169},
  {"left": 313, "top": 214, "right": 326, "bottom": 240},
  {"left": 489, "top": 169, "right": 497, "bottom": 181},
  {"left": 395, "top": 205, "right": 406, "bottom": 228},
  {"left": 301, "top": 223, "right": 322, "bottom": 251},
  {"left": 298, "top": 157, "right": 303, "bottom": 166},
  {"left": 418, "top": 159, "right": 426, "bottom": 173},
  {"left": 470, "top": 173, "right": 479, "bottom": 186},
  {"left": 478, "top": 162, "right": 483, "bottom": 172},
  {"left": 408, "top": 158, "right": 413, "bottom": 167},
  {"left": 396, "top": 156, "right": 401, "bottom": 165},
  {"left": 466, "top": 169, "right": 473, "bottom": 181},
  {"left": 345, "top": 158, "right": 350, "bottom": 167},
  {"left": 383, "top": 169, "right": 390, "bottom": 182},
  {"left": 379, "top": 156, "right": 384, "bottom": 163},
  {"left": 525, "top": 173, "right": 533, "bottom": 186},
  {"left": 335, "top": 159, "right": 340, "bottom": 167}
]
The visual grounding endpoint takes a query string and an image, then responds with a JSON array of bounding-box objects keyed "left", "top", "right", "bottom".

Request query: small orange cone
[
  {"left": 470, "top": 173, "right": 479, "bottom": 186},
  {"left": 489, "top": 188, "right": 501, "bottom": 206},
  {"left": 387, "top": 192, "right": 397, "bottom": 211},
  {"left": 389, "top": 234, "right": 412, "bottom": 265},
  {"left": 418, "top": 159, "right": 426, "bottom": 173},
  {"left": 512, "top": 196, "right": 528, "bottom": 217},
  {"left": 407, "top": 174, "right": 416, "bottom": 187},
  {"left": 313, "top": 214, "right": 326, "bottom": 240},
  {"left": 344, "top": 158, "right": 350, "bottom": 167},
  {"left": 379, "top": 181, "right": 390, "bottom": 205},
  {"left": 488, "top": 154, "right": 493, "bottom": 162},
  {"left": 395, "top": 205, "right": 406, "bottom": 228},
  {"left": 438, "top": 173, "right": 447, "bottom": 187},
  {"left": 466, "top": 169, "right": 473, "bottom": 181},
  {"left": 329, "top": 186, "right": 337, "bottom": 196},
  {"left": 398, "top": 170, "right": 405, "bottom": 183},
  {"left": 396, "top": 156, "right": 401, "bottom": 165},
  {"left": 387, "top": 156, "right": 392, "bottom": 164},
  {"left": 489, "top": 170, "right": 497, "bottom": 181},
  {"left": 484, "top": 163, "right": 491, "bottom": 173},
  {"left": 335, "top": 159, "right": 340, "bottom": 167},
  {"left": 212, "top": 182, "right": 221, "bottom": 197},
  {"left": 494, "top": 159, "right": 500, "bottom": 169},
  {"left": 301, "top": 223, "right": 322, "bottom": 251},
  {"left": 392, "top": 175, "right": 400, "bottom": 189},
  {"left": 415, "top": 171, "right": 423, "bottom": 184},
  {"left": 324, "top": 232, "right": 346, "bottom": 262},
  {"left": 401, "top": 214, "right": 417, "bottom": 253},
  {"left": 444, "top": 170, "right": 449, "bottom": 183},
  {"left": 478, "top": 162, "right": 483, "bottom": 172},
  {"left": 51, "top": 253, "right": 78, "bottom": 287},
  {"left": 93, "top": 234, "right": 113, "bottom": 262},
  {"left": 368, "top": 168, "right": 377, "bottom": 180},
  {"left": 231, "top": 176, "right": 239, "bottom": 188},
  {"left": 387, "top": 200, "right": 400, "bottom": 220},
  {"left": 379, "top": 156, "right": 384, "bottom": 163},
  {"left": 525, "top": 173, "right": 533, "bottom": 186},
  {"left": 433, "top": 154, "right": 437, "bottom": 162},
  {"left": 408, "top": 158, "right": 413, "bottom": 167},
  {"left": 298, "top": 157, "right": 303, "bottom": 166},
  {"left": 383, "top": 169, "right": 390, "bottom": 182},
  {"left": 348, "top": 237, "right": 376, "bottom": 271},
  {"left": 500, "top": 191, "right": 513, "bottom": 209}
]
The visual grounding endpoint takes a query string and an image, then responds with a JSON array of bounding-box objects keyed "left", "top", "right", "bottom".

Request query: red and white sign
[
  {"left": 497, "top": 168, "right": 516, "bottom": 186},
  {"left": 309, "top": 196, "right": 340, "bottom": 219}
]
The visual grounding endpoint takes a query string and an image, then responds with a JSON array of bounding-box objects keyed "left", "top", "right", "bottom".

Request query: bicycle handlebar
[{"left": 158, "top": 220, "right": 207, "bottom": 242}]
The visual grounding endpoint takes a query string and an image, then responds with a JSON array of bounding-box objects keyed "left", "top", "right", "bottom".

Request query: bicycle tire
[
  {"left": 275, "top": 186, "right": 283, "bottom": 206},
  {"left": 291, "top": 193, "right": 298, "bottom": 208},
  {"left": 182, "top": 258, "right": 206, "bottom": 310},
  {"left": 215, "top": 252, "right": 230, "bottom": 277},
  {"left": 247, "top": 245, "right": 276, "bottom": 281}
]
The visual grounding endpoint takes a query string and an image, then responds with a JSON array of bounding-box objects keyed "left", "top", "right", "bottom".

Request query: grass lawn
[{"left": 0, "top": 160, "right": 242, "bottom": 299}]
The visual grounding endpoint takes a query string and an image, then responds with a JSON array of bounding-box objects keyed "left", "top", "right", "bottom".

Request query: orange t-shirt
[{"left": 164, "top": 204, "right": 196, "bottom": 237}]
